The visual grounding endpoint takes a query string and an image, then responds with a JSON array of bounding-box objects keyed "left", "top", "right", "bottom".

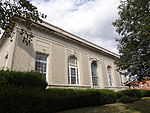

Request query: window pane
[
  {"left": 91, "top": 61, "right": 98, "bottom": 86},
  {"left": 35, "top": 53, "right": 48, "bottom": 77},
  {"left": 71, "top": 68, "right": 76, "bottom": 84},
  {"left": 109, "top": 74, "right": 112, "bottom": 86},
  {"left": 71, "top": 77, "right": 76, "bottom": 84},
  {"left": 92, "top": 76, "right": 99, "bottom": 86},
  {"left": 71, "top": 68, "right": 76, "bottom": 77},
  {"left": 77, "top": 69, "right": 79, "bottom": 84},
  {"left": 91, "top": 62, "right": 97, "bottom": 77},
  {"left": 43, "top": 63, "right": 47, "bottom": 72},
  {"left": 107, "top": 66, "right": 113, "bottom": 86},
  {"left": 70, "top": 58, "right": 75, "bottom": 64}
]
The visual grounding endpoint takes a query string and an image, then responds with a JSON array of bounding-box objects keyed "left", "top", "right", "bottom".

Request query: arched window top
[
  {"left": 107, "top": 65, "right": 113, "bottom": 86},
  {"left": 91, "top": 61, "right": 98, "bottom": 77},
  {"left": 107, "top": 65, "right": 112, "bottom": 73},
  {"left": 68, "top": 55, "right": 79, "bottom": 85},
  {"left": 68, "top": 55, "right": 78, "bottom": 67},
  {"left": 91, "top": 61, "right": 99, "bottom": 86},
  {"left": 107, "top": 65, "right": 111, "bottom": 69},
  {"left": 91, "top": 61, "right": 97, "bottom": 66}
]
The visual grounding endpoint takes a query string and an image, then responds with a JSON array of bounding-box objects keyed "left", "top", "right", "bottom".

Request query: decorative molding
[
  {"left": 48, "top": 84, "right": 91, "bottom": 89},
  {"left": 89, "top": 57, "right": 100, "bottom": 63}
]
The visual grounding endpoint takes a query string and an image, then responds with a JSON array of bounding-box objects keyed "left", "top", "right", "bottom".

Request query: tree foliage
[
  {"left": 113, "top": 0, "right": 150, "bottom": 81},
  {"left": 0, "top": 0, "right": 46, "bottom": 45}
]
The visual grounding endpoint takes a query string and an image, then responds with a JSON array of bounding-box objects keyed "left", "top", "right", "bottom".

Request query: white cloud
[{"left": 31, "top": 0, "right": 120, "bottom": 54}]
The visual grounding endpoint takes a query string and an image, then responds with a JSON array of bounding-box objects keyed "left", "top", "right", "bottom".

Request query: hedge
[
  {"left": 119, "top": 95, "right": 140, "bottom": 103},
  {"left": 0, "top": 86, "right": 47, "bottom": 113},
  {"left": 116, "top": 89, "right": 150, "bottom": 103},
  {"left": 0, "top": 70, "right": 150, "bottom": 112},
  {"left": 116, "top": 89, "right": 143, "bottom": 99},
  {"left": 0, "top": 70, "right": 47, "bottom": 89},
  {"left": 47, "top": 88, "right": 117, "bottom": 110},
  {"left": 0, "top": 86, "right": 117, "bottom": 113},
  {"left": 139, "top": 89, "right": 150, "bottom": 97}
]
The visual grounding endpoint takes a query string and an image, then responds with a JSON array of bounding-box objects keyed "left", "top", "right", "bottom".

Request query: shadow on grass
[
  {"left": 59, "top": 97, "right": 150, "bottom": 113},
  {"left": 124, "top": 97, "right": 150, "bottom": 113}
]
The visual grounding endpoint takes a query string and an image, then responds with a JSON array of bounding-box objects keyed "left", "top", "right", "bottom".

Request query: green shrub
[
  {"left": 46, "top": 88, "right": 117, "bottom": 111},
  {"left": 97, "top": 89, "right": 117, "bottom": 104},
  {"left": 0, "top": 70, "right": 47, "bottom": 89},
  {"left": 139, "top": 89, "right": 150, "bottom": 97},
  {"left": 0, "top": 86, "right": 117, "bottom": 113},
  {"left": 0, "top": 70, "right": 117, "bottom": 112},
  {"left": 0, "top": 86, "right": 47, "bottom": 113},
  {"left": 144, "top": 90, "right": 150, "bottom": 97},
  {"left": 116, "top": 89, "right": 143, "bottom": 99},
  {"left": 119, "top": 95, "right": 139, "bottom": 103}
]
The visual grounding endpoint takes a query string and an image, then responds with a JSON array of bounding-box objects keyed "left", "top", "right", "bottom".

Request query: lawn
[{"left": 59, "top": 97, "right": 150, "bottom": 113}]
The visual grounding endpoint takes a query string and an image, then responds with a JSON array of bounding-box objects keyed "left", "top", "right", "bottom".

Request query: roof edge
[
  {"left": 40, "top": 20, "right": 119, "bottom": 58},
  {"left": 1, "top": 16, "right": 119, "bottom": 58}
]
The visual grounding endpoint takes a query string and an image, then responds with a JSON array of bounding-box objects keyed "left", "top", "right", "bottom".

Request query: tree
[
  {"left": 113, "top": 0, "right": 150, "bottom": 82},
  {"left": 0, "top": 0, "right": 46, "bottom": 45}
]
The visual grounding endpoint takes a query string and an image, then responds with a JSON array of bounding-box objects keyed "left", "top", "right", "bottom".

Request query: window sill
[{"left": 47, "top": 84, "right": 91, "bottom": 89}]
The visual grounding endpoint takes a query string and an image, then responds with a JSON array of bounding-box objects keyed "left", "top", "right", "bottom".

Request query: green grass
[{"left": 59, "top": 97, "right": 150, "bottom": 113}]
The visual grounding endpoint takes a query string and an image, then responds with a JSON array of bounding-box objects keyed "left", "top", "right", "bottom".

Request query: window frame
[
  {"left": 68, "top": 56, "right": 79, "bottom": 85},
  {"left": 91, "top": 61, "right": 99, "bottom": 86},
  {"left": 107, "top": 66, "right": 114, "bottom": 87},
  {"left": 35, "top": 52, "right": 48, "bottom": 80}
]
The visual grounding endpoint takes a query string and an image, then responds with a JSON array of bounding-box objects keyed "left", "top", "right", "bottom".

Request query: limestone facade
[{"left": 0, "top": 19, "right": 127, "bottom": 91}]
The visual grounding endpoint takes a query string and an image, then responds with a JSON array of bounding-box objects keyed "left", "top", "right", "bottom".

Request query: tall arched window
[
  {"left": 91, "top": 61, "right": 99, "bottom": 86},
  {"left": 68, "top": 56, "right": 79, "bottom": 85},
  {"left": 107, "top": 66, "right": 113, "bottom": 86}
]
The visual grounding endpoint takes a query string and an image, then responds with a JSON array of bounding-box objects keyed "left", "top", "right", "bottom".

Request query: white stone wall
[
  {"left": 1, "top": 22, "right": 127, "bottom": 90},
  {"left": 0, "top": 29, "right": 17, "bottom": 70}
]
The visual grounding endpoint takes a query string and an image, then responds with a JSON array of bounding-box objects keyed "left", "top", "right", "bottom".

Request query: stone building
[{"left": 0, "top": 17, "right": 127, "bottom": 91}]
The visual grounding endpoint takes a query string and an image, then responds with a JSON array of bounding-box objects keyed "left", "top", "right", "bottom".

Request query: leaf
[{"left": 113, "top": 0, "right": 150, "bottom": 82}]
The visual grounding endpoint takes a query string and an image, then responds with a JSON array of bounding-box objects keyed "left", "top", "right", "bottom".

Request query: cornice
[
  {"left": 38, "top": 20, "right": 119, "bottom": 58},
  {"left": 2, "top": 16, "right": 119, "bottom": 58}
]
